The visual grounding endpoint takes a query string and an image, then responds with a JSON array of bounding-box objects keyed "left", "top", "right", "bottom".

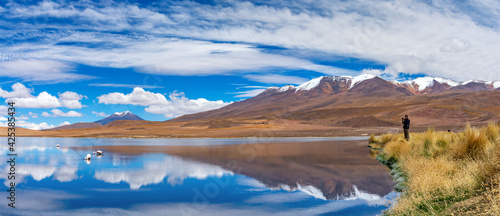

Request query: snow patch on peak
[
  {"left": 460, "top": 80, "right": 500, "bottom": 88},
  {"left": 410, "top": 77, "right": 438, "bottom": 91},
  {"left": 295, "top": 75, "right": 375, "bottom": 91},
  {"left": 404, "top": 77, "right": 458, "bottom": 91},
  {"left": 114, "top": 111, "right": 131, "bottom": 116},
  {"left": 296, "top": 76, "right": 324, "bottom": 91},
  {"left": 278, "top": 85, "right": 296, "bottom": 92},
  {"left": 461, "top": 80, "right": 480, "bottom": 85},
  {"left": 488, "top": 81, "right": 500, "bottom": 89},
  {"left": 349, "top": 74, "right": 376, "bottom": 88}
]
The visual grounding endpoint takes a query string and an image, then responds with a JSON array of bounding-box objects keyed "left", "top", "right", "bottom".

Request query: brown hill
[{"left": 172, "top": 76, "right": 500, "bottom": 128}]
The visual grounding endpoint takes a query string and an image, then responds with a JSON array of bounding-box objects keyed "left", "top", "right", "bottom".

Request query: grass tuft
[{"left": 369, "top": 122, "right": 500, "bottom": 215}]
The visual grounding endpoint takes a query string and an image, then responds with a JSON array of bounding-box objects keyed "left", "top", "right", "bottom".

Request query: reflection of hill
[{"left": 95, "top": 140, "right": 395, "bottom": 199}]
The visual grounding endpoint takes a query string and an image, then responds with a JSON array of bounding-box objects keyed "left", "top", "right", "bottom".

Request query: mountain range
[
  {"left": 33, "top": 75, "right": 500, "bottom": 137},
  {"left": 172, "top": 75, "right": 500, "bottom": 128}
]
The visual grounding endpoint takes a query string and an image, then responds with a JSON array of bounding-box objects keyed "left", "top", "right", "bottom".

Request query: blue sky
[{"left": 0, "top": 0, "right": 499, "bottom": 129}]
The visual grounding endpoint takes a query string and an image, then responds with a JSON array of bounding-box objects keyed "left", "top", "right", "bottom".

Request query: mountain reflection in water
[
  {"left": 0, "top": 137, "right": 396, "bottom": 216},
  {"left": 96, "top": 140, "right": 395, "bottom": 200}
]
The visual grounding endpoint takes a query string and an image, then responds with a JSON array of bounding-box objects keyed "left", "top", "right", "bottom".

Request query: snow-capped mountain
[
  {"left": 269, "top": 74, "right": 376, "bottom": 93},
  {"left": 263, "top": 75, "right": 499, "bottom": 97},
  {"left": 392, "top": 77, "right": 459, "bottom": 94},
  {"left": 94, "top": 111, "right": 144, "bottom": 125},
  {"left": 172, "top": 74, "right": 500, "bottom": 127}
]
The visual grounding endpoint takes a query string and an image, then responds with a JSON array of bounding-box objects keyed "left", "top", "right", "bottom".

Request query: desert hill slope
[{"left": 171, "top": 75, "right": 500, "bottom": 128}]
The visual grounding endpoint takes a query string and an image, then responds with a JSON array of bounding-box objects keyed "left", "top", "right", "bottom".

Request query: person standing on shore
[{"left": 402, "top": 115, "right": 410, "bottom": 140}]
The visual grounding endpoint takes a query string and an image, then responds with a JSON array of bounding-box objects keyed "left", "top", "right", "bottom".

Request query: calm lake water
[{"left": 0, "top": 137, "right": 396, "bottom": 216}]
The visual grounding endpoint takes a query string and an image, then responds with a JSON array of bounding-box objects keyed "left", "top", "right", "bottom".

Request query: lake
[{"left": 0, "top": 137, "right": 396, "bottom": 216}]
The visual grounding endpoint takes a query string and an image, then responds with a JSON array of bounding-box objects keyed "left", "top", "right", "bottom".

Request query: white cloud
[
  {"left": 98, "top": 88, "right": 231, "bottom": 118},
  {"left": 166, "top": 0, "right": 500, "bottom": 81},
  {"left": 23, "top": 39, "right": 343, "bottom": 77},
  {"left": 0, "top": 59, "right": 91, "bottom": 83},
  {"left": 92, "top": 111, "right": 108, "bottom": 117},
  {"left": 2, "top": 0, "right": 500, "bottom": 82},
  {"left": 59, "top": 91, "right": 84, "bottom": 100},
  {"left": 97, "top": 87, "right": 168, "bottom": 106},
  {"left": 42, "top": 109, "right": 83, "bottom": 117},
  {"left": 0, "top": 82, "right": 33, "bottom": 98},
  {"left": 28, "top": 112, "right": 38, "bottom": 118},
  {"left": 0, "top": 83, "right": 85, "bottom": 109},
  {"left": 145, "top": 92, "right": 231, "bottom": 118},
  {"left": 10, "top": 1, "right": 172, "bottom": 31},
  {"left": 7, "top": 91, "right": 62, "bottom": 108},
  {"left": 18, "top": 115, "right": 29, "bottom": 120},
  {"left": 59, "top": 91, "right": 85, "bottom": 109},
  {"left": 0, "top": 105, "right": 7, "bottom": 116}
]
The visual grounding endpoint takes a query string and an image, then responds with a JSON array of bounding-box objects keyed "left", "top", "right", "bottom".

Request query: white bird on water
[
  {"left": 84, "top": 154, "right": 91, "bottom": 160},
  {"left": 56, "top": 144, "right": 59, "bottom": 148}
]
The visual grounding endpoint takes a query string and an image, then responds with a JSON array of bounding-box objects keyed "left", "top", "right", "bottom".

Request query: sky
[{"left": 0, "top": 0, "right": 499, "bottom": 129}]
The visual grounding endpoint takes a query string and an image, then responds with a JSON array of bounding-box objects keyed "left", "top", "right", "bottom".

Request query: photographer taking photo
[{"left": 402, "top": 115, "right": 410, "bottom": 140}]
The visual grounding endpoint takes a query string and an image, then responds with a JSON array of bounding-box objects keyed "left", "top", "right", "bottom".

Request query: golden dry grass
[{"left": 371, "top": 123, "right": 500, "bottom": 215}]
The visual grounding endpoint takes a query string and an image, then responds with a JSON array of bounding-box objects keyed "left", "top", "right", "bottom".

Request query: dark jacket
[{"left": 402, "top": 118, "right": 410, "bottom": 129}]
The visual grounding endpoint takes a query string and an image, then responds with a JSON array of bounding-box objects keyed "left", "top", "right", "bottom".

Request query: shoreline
[
  {"left": 0, "top": 124, "right": 471, "bottom": 139},
  {"left": 2, "top": 134, "right": 371, "bottom": 139}
]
